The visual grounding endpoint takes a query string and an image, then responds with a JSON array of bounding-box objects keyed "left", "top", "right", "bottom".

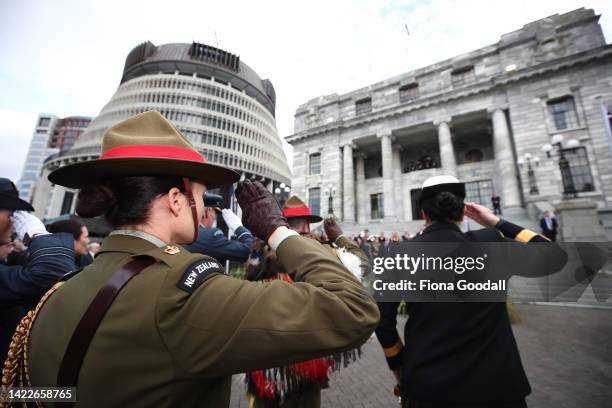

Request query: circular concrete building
[{"left": 36, "top": 41, "right": 291, "bottom": 219}]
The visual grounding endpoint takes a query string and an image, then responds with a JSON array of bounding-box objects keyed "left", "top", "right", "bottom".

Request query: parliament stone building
[{"left": 287, "top": 8, "right": 612, "bottom": 235}]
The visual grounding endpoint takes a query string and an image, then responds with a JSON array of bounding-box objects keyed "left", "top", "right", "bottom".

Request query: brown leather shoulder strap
[{"left": 57, "top": 256, "right": 156, "bottom": 388}]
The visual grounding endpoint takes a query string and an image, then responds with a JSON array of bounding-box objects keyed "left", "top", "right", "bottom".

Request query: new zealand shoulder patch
[{"left": 177, "top": 259, "right": 224, "bottom": 294}]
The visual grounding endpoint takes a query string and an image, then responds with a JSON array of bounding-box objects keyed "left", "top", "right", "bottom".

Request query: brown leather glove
[
  {"left": 324, "top": 217, "right": 343, "bottom": 242},
  {"left": 235, "top": 180, "right": 288, "bottom": 243}
]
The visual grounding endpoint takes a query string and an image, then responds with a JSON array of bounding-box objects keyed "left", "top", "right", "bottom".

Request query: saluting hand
[
  {"left": 235, "top": 180, "right": 288, "bottom": 243},
  {"left": 323, "top": 217, "right": 343, "bottom": 242},
  {"left": 464, "top": 202, "right": 500, "bottom": 228}
]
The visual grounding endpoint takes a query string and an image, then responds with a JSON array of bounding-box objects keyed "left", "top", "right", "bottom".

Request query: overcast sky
[{"left": 1, "top": 0, "right": 610, "bottom": 182}]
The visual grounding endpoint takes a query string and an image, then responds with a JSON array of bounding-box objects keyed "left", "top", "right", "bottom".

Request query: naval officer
[{"left": 375, "top": 175, "right": 566, "bottom": 408}]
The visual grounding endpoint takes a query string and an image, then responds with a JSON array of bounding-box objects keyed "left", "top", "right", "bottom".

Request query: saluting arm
[
  {"left": 157, "top": 232, "right": 380, "bottom": 378},
  {"left": 494, "top": 219, "right": 568, "bottom": 277}
]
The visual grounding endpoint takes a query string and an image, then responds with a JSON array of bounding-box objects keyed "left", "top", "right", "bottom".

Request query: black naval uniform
[
  {"left": 375, "top": 219, "right": 560, "bottom": 408},
  {"left": 184, "top": 225, "right": 254, "bottom": 263}
]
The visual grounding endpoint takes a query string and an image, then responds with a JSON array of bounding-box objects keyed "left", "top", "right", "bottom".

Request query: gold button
[{"left": 164, "top": 245, "right": 180, "bottom": 255}]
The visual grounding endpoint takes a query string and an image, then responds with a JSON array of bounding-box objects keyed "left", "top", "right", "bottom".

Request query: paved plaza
[{"left": 229, "top": 304, "right": 612, "bottom": 407}]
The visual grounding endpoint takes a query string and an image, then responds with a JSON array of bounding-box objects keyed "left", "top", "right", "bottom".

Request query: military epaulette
[
  {"left": 140, "top": 245, "right": 225, "bottom": 294},
  {"left": 142, "top": 244, "right": 203, "bottom": 268}
]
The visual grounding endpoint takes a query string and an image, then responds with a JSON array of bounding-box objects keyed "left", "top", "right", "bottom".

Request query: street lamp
[
  {"left": 274, "top": 183, "right": 290, "bottom": 206},
  {"left": 325, "top": 184, "right": 337, "bottom": 215},
  {"left": 517, "top": 152, "right": 540, "bottom": 195},
  {"left": 541, "top": 134, "right": 581, "bottom": 198}
]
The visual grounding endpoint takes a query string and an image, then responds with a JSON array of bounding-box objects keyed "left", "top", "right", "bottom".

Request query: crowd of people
[{"left": 0, "top": 110, "right": 567, "bottom": 408}]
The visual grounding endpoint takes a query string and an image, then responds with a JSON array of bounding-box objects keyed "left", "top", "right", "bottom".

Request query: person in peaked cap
[
  {"left": 375, "top": 175, "right": 566, "bottom": 408},
  {"left": 183, "top": 192, "right": 254, "bottom": 263},
  {"left": 0, "top": 178, "right": 75, "bottom": 363},
  {"left": 14, "top": 111, "right": 379, "bottom": 407}
]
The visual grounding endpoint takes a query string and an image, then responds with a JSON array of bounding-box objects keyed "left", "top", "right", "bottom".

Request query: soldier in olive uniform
[
  {"left": 18, "top": 111, "right": 380, "bottom": 407},
  {"left": 245, "top": 197, "right": 370, "bottom": 408}
]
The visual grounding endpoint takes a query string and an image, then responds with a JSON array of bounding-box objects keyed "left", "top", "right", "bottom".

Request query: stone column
[
  {"left": 435, "top": 119, "right": 457, "bottom": 175},
  {"left": 342, "top": 143, "right": 355, "bottom": 222},
  {"left": 491, "top": 108, "right": 521, "bottom": 209},
  {"left": 378, "top": 131, "right": 395, "bottom": 219},
  {"left": 355, "top": 153, "right": 366, "bottom": 224},
  {"left": 392, "top": 145, "right": 404, "bottom": 221}
]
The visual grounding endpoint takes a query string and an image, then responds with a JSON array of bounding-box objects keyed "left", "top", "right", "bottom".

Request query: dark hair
[
  {"left": 420, "top": 191, "right": 464, "bottom": 223},
  {"left": 76, "top": 176, "right": 185, "bottom": 227},
  {"left": 47, "top": 219, "right": 85, "bottom": 240}
]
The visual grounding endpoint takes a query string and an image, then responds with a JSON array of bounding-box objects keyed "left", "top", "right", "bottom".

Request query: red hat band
[
  {"left": 100, "top": 144, "right": 205, "bottom": 162},
  {"left": 283, "top": 206, "right": 313, "bottom": 218}
]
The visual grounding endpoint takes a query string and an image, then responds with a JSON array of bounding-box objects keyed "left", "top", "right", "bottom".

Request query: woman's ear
[{"left": 167, "top": 187, "right": 183, "bottom": 217}]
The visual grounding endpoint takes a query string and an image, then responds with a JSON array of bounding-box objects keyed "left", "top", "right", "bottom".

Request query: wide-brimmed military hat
[
  {"left": 282, "top": 195, "right": 323, "bottom": 223},
  {"left": 48, "top": 111, "right": 239, "bottom": 189},
  {"left": 0, "top": 178, "right": 35, "bottom": 211}
]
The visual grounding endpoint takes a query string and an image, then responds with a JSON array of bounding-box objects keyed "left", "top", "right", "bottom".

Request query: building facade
[
  {"left": 17, "top": 114, "right": 91, "bottom": 205},
  {"left": 35, "top": 41, "right": 291, "bottom": 219},
  {"left": 287, "top": 8, "right": 612, "bottom": 234}
]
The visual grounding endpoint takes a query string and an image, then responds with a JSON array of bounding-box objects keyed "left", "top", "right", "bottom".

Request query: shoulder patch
[
  {"left": 177, "top": 259, "right": 224, "bottom": 294},
  {"left": 213, "top": 229, "right": 224, "bottom": 238}
]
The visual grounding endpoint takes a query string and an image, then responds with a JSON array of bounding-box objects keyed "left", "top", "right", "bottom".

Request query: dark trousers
[{"left": 403, "top": 399, "right": 527, "bottom": 408}]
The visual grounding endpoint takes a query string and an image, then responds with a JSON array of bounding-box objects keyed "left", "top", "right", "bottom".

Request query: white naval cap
[
  {"left": 421, "top": 175, "right": 461, "bottom": 189},
  {"left": 418, "top": 175, "right": 466, "bottom": 204}
]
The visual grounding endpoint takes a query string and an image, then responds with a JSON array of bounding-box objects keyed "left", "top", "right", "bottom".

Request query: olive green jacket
[{"left": 28, "top": 233, "right": 379, "bottom": 407}]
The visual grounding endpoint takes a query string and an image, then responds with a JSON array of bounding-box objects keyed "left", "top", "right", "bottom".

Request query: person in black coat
[
  {"left": 375, "top": 175, "right": 565, "bottom": 408},
  {"left": 539, "top": 211, "right": 559, "bottom": 241}
]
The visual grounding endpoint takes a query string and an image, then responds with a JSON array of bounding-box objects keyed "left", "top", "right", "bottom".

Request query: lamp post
[
  {"left": 541, "top": 134, "right": 580, "bottom": 198},
  {"left": 274, "top": 182, "right": 291, "bottom": 206},
  {"left": 517, "top": 153, "right": 540, "bottom": 195},
  {"left": 324, "top": 184, "right": 337, "bottom": 215}
]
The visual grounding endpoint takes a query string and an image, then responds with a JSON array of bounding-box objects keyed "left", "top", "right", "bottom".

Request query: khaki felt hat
[
  {"left": 48, "top": 111, "right": 239, "bottom": 189},
  {"left": 282, "top": 195, "right": 323, "bottom": 223}
]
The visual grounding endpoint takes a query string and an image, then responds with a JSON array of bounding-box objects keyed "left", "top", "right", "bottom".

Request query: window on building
[
  {"left": 548, "top": 96, "right": 579, "bottom": 131},
  {"left": 464, "top": 149, "right": 484, "bottom": 163},
  {"left": 465, "top": 179, "right": 493, "bottom": 207},
  {"left": 38, "top": 117, "right": 51, "bottom": 127},
  {"left": 308, "top": 187, "right": 321, "bottom": 216},
  {"left": 60, "top": 191, "right": 74, "bottom": 215},
  {"left": 370, "top": 193, "right": 384, "bottom": 219},
  {"left": 565, "top": 147, "right": 595, "bottom": 192},
  {"left": 309, "top": 153, "right": 321, "bottom": 175},
  {"left": 355, "top": 98, "right": 372, "bottom": 115},
  {"left": 399, "top": 83, "right": 419, "bottom": 102},
  {"left": 410, "top": 189, "right": 423, "bottom": 220},
  {"left": 451, "top": 65, "right": 475, "bottom": 86}
]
